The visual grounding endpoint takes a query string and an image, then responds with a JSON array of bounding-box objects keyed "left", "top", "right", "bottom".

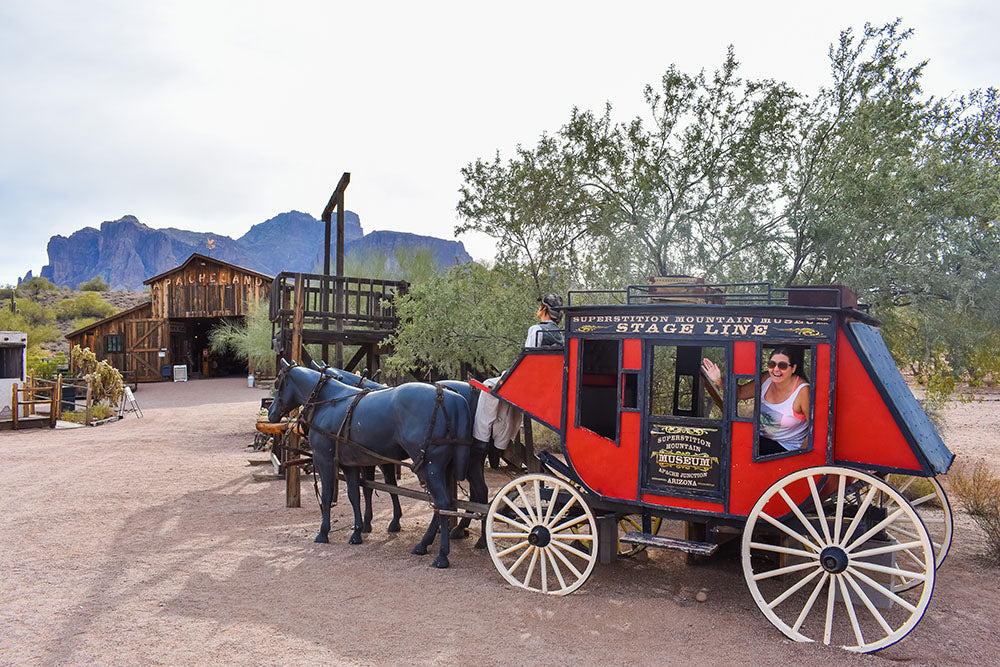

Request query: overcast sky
[{"left": 1, "top": 1, "right": 996, "bottom": 286}]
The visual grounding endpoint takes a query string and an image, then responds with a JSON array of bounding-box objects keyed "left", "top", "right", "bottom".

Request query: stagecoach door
[{"left": 640, "top": 342, "right": 729, "bottom": 503}]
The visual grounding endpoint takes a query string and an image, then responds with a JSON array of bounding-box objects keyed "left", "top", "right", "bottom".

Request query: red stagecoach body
[{"left": 487, "top": 284, "right": 952, "bottom": 522}]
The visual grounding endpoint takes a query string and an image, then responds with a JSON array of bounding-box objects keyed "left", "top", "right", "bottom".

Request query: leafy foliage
[
  {"left": 453, "top": 21, "right": 1000, "bottom": 391},
  {"left": 77, "top": 275, "right": 110, "bottom": 291},
  {"left": 385, "top": 263, "right": 538, "bottom": 378},
  {"left": 207, "top": 299, "right": 275, "bottom": 375},
  {"left": 58, "top": 292, "right": 117, "bottom": 321},
  {"left": 71, "top": 345, "right": 124, "bottom": 406},
  {"left": 18, "top": 276, "right": 56, "bottom": 299}
]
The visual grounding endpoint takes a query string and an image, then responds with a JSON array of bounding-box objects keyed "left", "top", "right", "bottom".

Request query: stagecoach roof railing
[{"left": 568, "top": 282, "right": 869, "bottom": 312}]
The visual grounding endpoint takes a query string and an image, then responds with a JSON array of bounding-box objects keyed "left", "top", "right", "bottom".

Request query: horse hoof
[
  {"left": 411, "top": 544, "right": 428, "bottom": 556},
  {"left": 362, "top": 525, "right": 372, "bottom": 534},
  {"left": 450, "top": 526, "right": 469, "bottom": 539},
  {"left": 315, "top": 534, "right": 329, "bottom": 544},
  {"left": 349, "top": 533, "right": 363, "bottom": 545},
  {"left": 432, "top": 556, "right": 450, "bottom": 569},
  {"left": 387, "top": 521, "right": 401, "bottom": 533},
  {"left": 474, "top": 536, "right": 487, "bottom": 550}
]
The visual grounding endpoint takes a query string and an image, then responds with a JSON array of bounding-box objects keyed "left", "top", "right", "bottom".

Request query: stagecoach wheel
[
  {"left": 485, "top": 473, "right": 598, "bottom": 596},
  {"left": 878, "top": 475, "right": 953, "bottom": 588},
  {"left": 617, "top": 515, "right": 663, "bottom": 557},
  {"left": 742, "top": 466, "right": 935, "bottom": 653}
]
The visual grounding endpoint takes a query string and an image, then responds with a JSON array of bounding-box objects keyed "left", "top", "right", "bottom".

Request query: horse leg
[
  {"left": 345, "top": 466, "right": 365, "bottom": 545},
  {"left": 411, "top": 516, "right": 437, "bottom": 556},
  {"left": 467, "top": 440, "right": 490, "bottom": 549},
  {"left": 311, "top": 442, "right": 335, "bottom": 544},
  {"left": 421, "top": 450, "right": 454, "bottom": 568},
  {"left": 450, "top": 438, "right": 488, "bottom": 540},
  {"left": 361, "top": 466, "right": 375, "bottom": 533},
  {"left": 380, "top": 463, "right": 402, "bottom": 533}
]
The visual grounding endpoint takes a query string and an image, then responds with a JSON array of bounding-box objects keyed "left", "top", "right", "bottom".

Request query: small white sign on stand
[
  {"left": 172, "top": 365, "right": 188, "bottom": 382},
  {"left": 119, "top": 386, "right": 143, "bottom": 419}
]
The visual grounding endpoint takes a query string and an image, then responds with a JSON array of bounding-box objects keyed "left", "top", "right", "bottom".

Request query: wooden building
[{"left": 67, "top": 254, "right": 272, "bottom": 382}]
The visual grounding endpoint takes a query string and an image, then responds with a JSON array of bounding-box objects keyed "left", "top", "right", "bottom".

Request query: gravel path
[{"left": 1, "top": 378, "right": 997, "bottom": 665}]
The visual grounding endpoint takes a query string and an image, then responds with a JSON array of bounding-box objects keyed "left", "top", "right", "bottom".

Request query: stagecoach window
[
  {"left": 650, "top": 344, "right": 724, "bottom": 420},
  {"left": 578, "top": 339, "right": 619, "bottom": 441},
  {"left": 753, "top": 345, "right": 814, "bottom": 459},
  {"left": 0, "top": 347, "right": 23, "bottom": 379},
  {"left": 106, "top": 334, "right": 124, "bottom": 354}
]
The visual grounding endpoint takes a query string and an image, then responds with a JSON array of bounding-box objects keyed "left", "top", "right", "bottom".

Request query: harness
[{"left": 275, "top": 366, "right": 468, "bottom": 506}]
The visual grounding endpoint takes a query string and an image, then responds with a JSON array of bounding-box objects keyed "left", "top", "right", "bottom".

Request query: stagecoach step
[{"left": 619, "top": 532, "right": 718, "bottom": 556}]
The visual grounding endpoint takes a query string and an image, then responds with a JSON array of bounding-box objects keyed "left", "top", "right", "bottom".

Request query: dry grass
[{"left": 948, "top": 458, "right": 1000, "bottom": 565}]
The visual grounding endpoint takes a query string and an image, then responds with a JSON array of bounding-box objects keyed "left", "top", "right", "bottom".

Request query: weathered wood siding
[
  {"left": 149, "top": 262, "right": 271, "bottom": 319},
  {"left": 67, "top": 303, "right": 166, "bottom": 381}
]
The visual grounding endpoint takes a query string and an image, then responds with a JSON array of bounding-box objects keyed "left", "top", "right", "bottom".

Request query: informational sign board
[
  {"left": 645, "top": 425, "right": 723, "bottom": 496},
  {"left": 570, "top": 312, "right": 834, "bottom": 341}
]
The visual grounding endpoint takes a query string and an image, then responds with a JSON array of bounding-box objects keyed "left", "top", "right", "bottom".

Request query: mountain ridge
[{"left": 39, "top": 211, "right": 471, "bottom": 290}]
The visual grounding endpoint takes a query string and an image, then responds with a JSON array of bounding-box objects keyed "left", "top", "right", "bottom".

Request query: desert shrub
[
  {"left": 77, "top": 275, "right": 110, "bottom": 291},
  {"left": 18, "top": 276, "right": 56, "bottom": 299},
  {"left": 28, "top": 352, "right": 67, "bottom": 380},
  {"left": 948, "top": 459, "right": 1000, "bottom": 565},
  {"left": 71, "top": 345, "right": 124, "bottom": 406},
  {"left": 60, "top": 403, "right": 115, "bottom": 423},
  {"left": 58, "top": 292, "right": 116, "bottom": 320},
  {"left": 207, "top": 298, "right": 275, "bottom": 375}
]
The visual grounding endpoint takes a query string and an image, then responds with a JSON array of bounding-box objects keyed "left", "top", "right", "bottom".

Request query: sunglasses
[{"left": 767, "top": 360, "right": 791, "bottom": 370}]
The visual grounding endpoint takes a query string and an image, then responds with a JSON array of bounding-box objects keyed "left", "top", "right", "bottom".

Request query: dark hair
[{"left": 768, "top": 345, "right": 807, "bottom": 378}]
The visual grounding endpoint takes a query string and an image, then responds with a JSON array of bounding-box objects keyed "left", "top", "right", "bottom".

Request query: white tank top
[{"left": 760, "top": 377, "right": 809, "bottom": 450}]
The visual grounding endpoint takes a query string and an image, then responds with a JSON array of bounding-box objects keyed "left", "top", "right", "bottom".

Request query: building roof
[
  {"left": 142, "top": 253, "right": 273, "bottom": 286},
  {"left": 65, "top": 301, "right": 153, "bottom": 338}
]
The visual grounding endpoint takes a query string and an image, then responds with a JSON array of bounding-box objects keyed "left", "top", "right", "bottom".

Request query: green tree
[
  {"left": 77, "top": 275, "right": 110, "bottom": 291},
  {"left": 18, "top": 276, "right": 56, "bottom": 299},
  {"left": 384, "top": 262, "right": 538, "bottom": 378},
  {"left": 57, "top": 292, "right": 117, "bottom": 320}
]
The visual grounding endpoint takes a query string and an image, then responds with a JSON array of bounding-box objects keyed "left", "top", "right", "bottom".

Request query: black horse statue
[
  {"left": 325, "top": 366, "right": 491, "bottom": 549},
  {"left": 269, "top": 361, "right": 472, "bottom": 568}
]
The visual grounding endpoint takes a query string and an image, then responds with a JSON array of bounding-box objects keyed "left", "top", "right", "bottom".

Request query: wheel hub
[
  {"left": 819, "top": 545, "right": 849, "bottom": 574},
  {"left": 528, "top": 525, "right": 551, "bottom": 548}
]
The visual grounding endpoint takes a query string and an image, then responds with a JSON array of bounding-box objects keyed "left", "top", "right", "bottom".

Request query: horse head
[{"left": 268, "top": 358, "right": 300, "bottom": 422}]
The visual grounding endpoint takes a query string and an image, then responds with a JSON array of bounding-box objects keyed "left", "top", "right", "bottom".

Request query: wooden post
[
  {"left": 51, "top": 374, "right": 61, "bottom": 427},
  {"left": 28, "top": 370, "right": 35, "bottom": 416},
  {"left": 85, "top": 385, "right": 93, "bottom": 426},
  {"left": 286, "top": 449, "right": 301, "bottom": 508},
  {"left": 11, "top": 383, "right": 18, "bottom": 429},
  {"left": 291, "top": 275, "right": 304, "bottom": 365}
]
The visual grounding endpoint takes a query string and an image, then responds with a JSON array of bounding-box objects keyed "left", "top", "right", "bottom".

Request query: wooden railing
[
  {"left": 269, "top": 272, "right": 408, "bottom": 331},
  {"left": 10, "top": 372, "right": 61, "bottom": 429}
]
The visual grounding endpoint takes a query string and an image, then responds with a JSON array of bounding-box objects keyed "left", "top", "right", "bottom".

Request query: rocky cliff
[{"left": 40, "top": 211, "right": 470, "bottom": 290}]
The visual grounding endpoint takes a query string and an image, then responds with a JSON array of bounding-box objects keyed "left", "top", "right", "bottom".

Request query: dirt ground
[{"left": 1, "top": 378, "right": 998, "bottom": 666}]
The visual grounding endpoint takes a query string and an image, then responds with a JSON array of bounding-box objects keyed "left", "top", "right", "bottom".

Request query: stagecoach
[{"left": 476, "top": 281, "right": 954, "bottom": 653}]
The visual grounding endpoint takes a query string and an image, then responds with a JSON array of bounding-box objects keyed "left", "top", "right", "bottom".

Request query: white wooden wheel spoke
[
  {"left": 501, "top": 495, "right": 534, "bottom": 528},
  {"left": 749, "top": 541, "right": 820, "bottom": 560},
  {"left": 759, "top": 511, "right": 821, "bottom": 553},
  {"left": 551, "top": 513, "right": 590, "bottom": 534},
  {"left": 834, "top": 474, "right": 847, "bottom": 545},
  {"left": 843, "top": 571, "right": 894, "bottom": 635},
  {"left": 897, "top": 476, "right": 916, "bottom": 494},
  {"left": 507, "top": 545, "right": 535, "bottom": 577},
  {"left": 845, "top": 507, "right": 907, "bottom": 553},
  {"left": 767, "top": 568, "right": 822, "bottom": 610},
  {"left": 845, "top": 566, "right": 919, "bottom": 613},
  {"left": 551, "top": 538, "right": 592, "bottom": 561},
  {"left": 516, "top": 484, "right": 538, "bottom": 523},
  {"left": 838, "top": 574, "right": 866, "bottom": 647},
  {"left": 807, "top": 476, "right": 833, "bottom": 544},
  {"left": 792, "top": 572, "right": 830, "bottom": 633},
  {"left": 823, "top": 573, "right": 836, "bottom": 645},
  {"left": 850, "top": 540, "right": 924, "bottom": 559},
  {"left": 839, "top": 484, "right": 877, "bottom": 548},
  {"left": 742, "top": 466, "right": 937, "bottom": 653},
  {"left": 486, "top": 474, "right": 598, "bottom": 596},
  {"left": 522, "top": 546, "right": 540, "bottom": 587},
  {"left": 544, "top": 548, "right": 568, "bottom": 591},
  {"left": 849, "top": 560, "right": 927, "bottom": 582},
  {"left": 492, "top": 512, "right": 531, "bottom": 532},
  {"left": 778, "top": 487, "right": 827, "bottom": 548},
  {"left": 496, "top": 540, "right": 530, "bottom": 558},
  {"left": 752, "top": 561, "right": 820, "bottom": 582},
  {"left": 909, "top": 491, "right": 937, "bottom": 507},
  {"left": 551, "top": 532, "right": 593, "bottom": 542}
]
